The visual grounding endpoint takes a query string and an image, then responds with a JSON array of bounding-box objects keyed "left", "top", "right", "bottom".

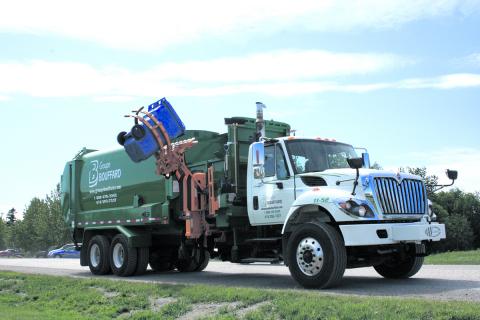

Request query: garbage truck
[{"left": 60, "top": 99, "right": 452, "bottom": 288}]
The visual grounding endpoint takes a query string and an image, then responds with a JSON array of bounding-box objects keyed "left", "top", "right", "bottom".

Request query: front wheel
[
  {"left": 374, "top": 255, "right": 424, "bottom": 279},
  {"left": 287, "top": 223, "right": 346, "bottom": 289}
]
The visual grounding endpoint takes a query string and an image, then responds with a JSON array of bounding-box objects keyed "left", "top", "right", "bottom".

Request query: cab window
[
  {"left": 264, "top": 144, "right": 290, "bottom": 179},
  {"left": 275, "top": 144, "right": 289, "bottom": 179},
  {"left": 264, "top": 145, "right": 275, "bottom": 177}
]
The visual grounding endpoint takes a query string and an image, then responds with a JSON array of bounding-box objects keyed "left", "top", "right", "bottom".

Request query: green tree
[
  {"left": 370, "top": 162, "right": 383, "bottom": 170},
  {"left": 434, "top": 189, "right": 480, "bottom": 248},
  {"left": 11, "top": 185, "right": 70, "bottom": 253},
  {"left": 402, "top": 167, "right": 439, "bottom": 197},
  {"left": 6, "top": 208, "right": 17, "bottom": 226},
  {"left": 443, "top": 214, "right": 475, "bottom": 251},
  {"left": 0, "top": 218, "right": 6, "bottom": 250}
]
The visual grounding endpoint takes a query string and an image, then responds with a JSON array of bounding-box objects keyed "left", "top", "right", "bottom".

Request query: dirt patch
[
  {"left": 116, "top": 307, "right": 133, "bottom": 319},
  {"left": 178, "top": 302, "right": 239, "bottom": 320},
  {"left": 92, "top": 287, "right": 120, "bottom": 299},
  {"left": 235, "top": 301, "right": 271, "bottom": 318},
  {"left": 149, "top": 297, "right": 177, "bottom": 312}
]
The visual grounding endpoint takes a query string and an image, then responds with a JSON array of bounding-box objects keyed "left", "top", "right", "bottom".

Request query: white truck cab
[{"left": 247, "top": 136, "right": 447, "bottom": 288}]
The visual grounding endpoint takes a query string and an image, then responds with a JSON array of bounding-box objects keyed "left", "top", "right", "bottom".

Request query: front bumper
[{"left": 339, "top": 222, "right": 446, "bottom": 247}]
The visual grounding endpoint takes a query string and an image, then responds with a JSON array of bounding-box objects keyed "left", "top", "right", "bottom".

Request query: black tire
[
  {"left": 287, "top": 223, "right": 346, "bottom": 289},
  {"left": 135, "top": 247, "right": 150, "bottom": 276},
  {"left": 131, "top": 125, "right": 146, "bottom": 140},
  {"left": 88, "top": 235, "right": 111, "bottom": 275},
  {"left": 374, "top": 255, "right": 424, "bottom": 279},
  {"left": 175, "top": 257, "right": 199, "bottom": 273},
  {"left": 117, "top": 131, "right": 127, "bottom": 146},
  {"left": 150, "top": 260, "right": 174, "bottom": 272},
  {"left": 195, "top": 251, "right": 210, "bottom": 272},
  {"left": 149, "top": 250, "right": 175, "bottom": 272},
  {"left": 110, "top": 234, "right": 138, "bottom": 277}
]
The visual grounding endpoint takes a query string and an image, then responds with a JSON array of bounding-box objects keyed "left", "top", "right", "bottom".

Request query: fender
[
  {"left": 84, "top": 226, "right": 152, "bottom": 247},
  {"left": 281, "top": 187, "right": 353, "bottom": 234}
]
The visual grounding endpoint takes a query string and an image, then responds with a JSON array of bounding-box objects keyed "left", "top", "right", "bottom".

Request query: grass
[
  {"left": 1, "top": 272, "right": 480, "bottom": 319},
  {"left": 426, "top": 250, "right": 480, "bottom": 265}
]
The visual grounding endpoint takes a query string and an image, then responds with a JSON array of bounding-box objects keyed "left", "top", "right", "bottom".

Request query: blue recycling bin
[{"left": 118, "top": 98, "right": 186, "bottom": 163}]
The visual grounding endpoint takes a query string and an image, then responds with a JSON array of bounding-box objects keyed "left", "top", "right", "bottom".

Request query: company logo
[
  {"left": 88, "top": 160, "right": 99, "bottom": 188},
  {"left": 394, "top": 172, "right": 403, "bottom": 184},
  {"left": 425, "top": 226, "right": 442, "bottom": 238},
  {"left": 88, "top": 160, "right": 122, "bottom": 188}
]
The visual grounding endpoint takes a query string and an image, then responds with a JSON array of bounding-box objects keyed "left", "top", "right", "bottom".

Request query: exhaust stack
[{"left": 256, "top": 102, "right": 266, "bottom": 141}]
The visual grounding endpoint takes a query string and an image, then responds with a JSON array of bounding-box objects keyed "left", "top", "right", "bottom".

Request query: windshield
[{"left": 285, "top": 140, "right": 358, "bottom": 174}]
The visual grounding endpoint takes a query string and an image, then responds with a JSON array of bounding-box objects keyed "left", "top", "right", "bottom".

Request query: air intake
[{"left": 301, "top": 176, "right": 328, "bottom": 187}]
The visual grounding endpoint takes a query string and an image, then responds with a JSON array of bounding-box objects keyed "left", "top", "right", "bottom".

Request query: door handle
[
  {"left": 276, "top": 182, "right": 284, "bottom": 190},
  {"left": 253, "top": 196, "right": 259, "bottom": 210}
]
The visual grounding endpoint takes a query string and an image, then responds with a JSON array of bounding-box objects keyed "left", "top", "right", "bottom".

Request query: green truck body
[{"left": 61, "top": 117, "right": 290, "bottom": 268}]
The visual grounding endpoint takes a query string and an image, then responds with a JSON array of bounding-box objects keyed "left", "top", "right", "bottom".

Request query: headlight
[{"left": 336, "top": 199, "right": 375, "bottom": 218}]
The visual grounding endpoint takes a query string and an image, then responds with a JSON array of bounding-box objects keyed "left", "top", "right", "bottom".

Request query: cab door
[{"left": 249, "top": 143, "right": 295, "bottom": 226}]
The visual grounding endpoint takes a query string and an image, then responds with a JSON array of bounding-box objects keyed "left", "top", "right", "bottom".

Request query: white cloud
[
  {"left": 0, "top": 50, "right": 403, "bottom": 97},
  {"left": 398, "top": 73, "right": 480, "bottom": 89},
  {"left": 148, "top": 50, "right": 403, "bottom": 83},
  {"left": 0, "top": 0, "right": 478, "bottom": 51},
  {"left": 93, "top": 96, "right": 136, "bottom": 103},
  {"left": 0, "top": 54, "right": 479, "bottom": 98},
  {"left": 0, "top": 95, "right": 10, "bottom": 101}
]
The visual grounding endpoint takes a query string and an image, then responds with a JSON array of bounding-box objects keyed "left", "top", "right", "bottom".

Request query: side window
[
  {"left": 264, "top": 145, "right": 275, "bottom": 177},
  {"left": 275, "top": 145, "right": 289, "bottom": 179}
]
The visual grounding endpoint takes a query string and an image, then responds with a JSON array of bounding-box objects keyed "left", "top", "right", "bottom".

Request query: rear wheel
[
  {"left": 88, "top": 235, "right": 111, "bottom": 275},
  {"left": 287, "top": 223, "right": 346, "bottom": 289},
  {"left": 195, "top": 251, "right": 210, "bottom": 272},
  {"left": 110, "top": 234, "right": 138, "bottom": 277},
  {"left": 374, "top": 254, "right": 424, "bottom": 279},
  {"left": 135, "top": 247, "right": 150, "bottom": 276},
  {"left": 175, "top": 257, "right": 198, "bottom": 272},
  {"left": 149, "top": 249, "right": 175, "bottom": 272},
  {"left": 176, "top": 249, "right": 210, "bottom": 273}
]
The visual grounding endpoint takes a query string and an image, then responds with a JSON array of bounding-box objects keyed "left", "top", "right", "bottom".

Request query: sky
[{"left": 0, "top": 0, "right": 479, "bottom": 217}]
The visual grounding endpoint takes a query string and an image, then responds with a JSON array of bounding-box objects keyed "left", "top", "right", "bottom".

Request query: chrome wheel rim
[
  {"left": 112, "top": 243, "right": 125, "bottom": 269},
  {"left": 90, "top": 244, "right": 101, "bottom": 268},
  {"left": 296, "top": 237, "right": 324, "bottom": 276}
]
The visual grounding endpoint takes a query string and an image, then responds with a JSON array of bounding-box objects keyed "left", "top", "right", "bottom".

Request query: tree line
[
  {"left": 0, "top": 185, "right": 70, "bottom": 254},
  {"left": 1, "top": 168, "right": 479, "bottom": 254},
  {"left": 399, "top": 167, "right": 479, "bottom": 252}
]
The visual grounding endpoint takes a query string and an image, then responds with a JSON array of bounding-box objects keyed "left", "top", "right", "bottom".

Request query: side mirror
[
  {"left": 434, "top": 169, "right": 458, "bottom": 192},
  {"left": 347, "top": 157, "right": 364, "bottom": 170},
  {"left": 346, "top": 157, "right": 363, "bottom": 196},
  {"left": 251, "top": 142, "right": 265, "bottom": 179},
  {"left": 446, "top": 169, "right": 458, "bottom": 181},
  {"left": 362, "top": 152, "right": 371, "bottom": 169}
]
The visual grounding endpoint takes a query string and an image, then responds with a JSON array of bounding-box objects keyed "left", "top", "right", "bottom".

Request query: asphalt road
[{"left": 1, "top": 259, "right": 479, "bottom": 302}]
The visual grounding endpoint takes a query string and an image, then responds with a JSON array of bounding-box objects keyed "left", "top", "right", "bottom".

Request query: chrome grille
[{"left": 373, "top": 177, "right": 427, "bottom": 215}]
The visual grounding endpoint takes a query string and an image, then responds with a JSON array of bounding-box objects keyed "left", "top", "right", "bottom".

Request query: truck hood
[{"left": 299, "top": 168, "right": 422, "bottom": 189}]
